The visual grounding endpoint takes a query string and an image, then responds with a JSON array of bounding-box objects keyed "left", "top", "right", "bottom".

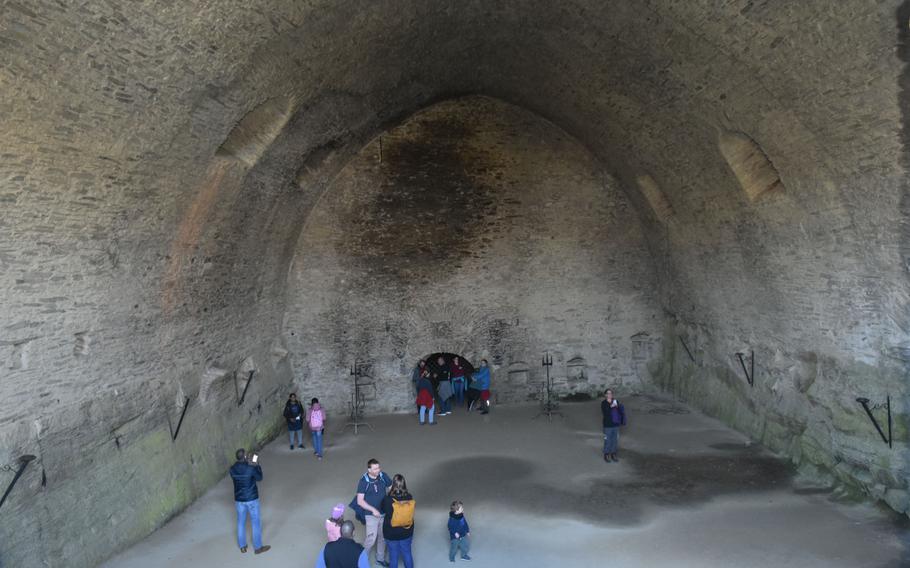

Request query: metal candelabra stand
[
  {"left": 344, "top": 362, "right": 374, "bottom": 435},
  {"left": 533, "top": 351, "right": 563, "bottom": 421}
]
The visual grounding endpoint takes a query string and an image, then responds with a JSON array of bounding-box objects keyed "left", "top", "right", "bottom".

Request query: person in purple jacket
[{"left": 601, "top": 389, "right": 627, "bottom": 463}]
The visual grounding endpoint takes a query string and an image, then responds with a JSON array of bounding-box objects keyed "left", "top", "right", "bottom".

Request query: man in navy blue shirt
[
  {"left": 355, "top": 458, "right": 392, "bottom": 567},
  {"left": 230, "top": 448, "right": 271, "bottom": 555}
]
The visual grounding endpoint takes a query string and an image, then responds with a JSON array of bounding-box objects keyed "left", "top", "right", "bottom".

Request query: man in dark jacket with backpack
[{"left": 230, "top": 449, "right": 270, "bottom": 555}]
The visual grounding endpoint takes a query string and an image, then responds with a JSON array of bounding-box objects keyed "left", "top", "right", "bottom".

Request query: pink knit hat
[{"left": 331, "top": 503, "right": 345, "bottom": 519}]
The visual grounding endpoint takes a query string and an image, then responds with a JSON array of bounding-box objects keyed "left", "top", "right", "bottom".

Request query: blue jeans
[
  {"left": 235, "top": 499, "right": 262, "bottom": 549},
  {"left": 453, "top": 379, "right": 465, "bottom": 405},
  {"left": 449, "top": 536, "right": 471, "bottom": 561},
  {"left": 440, "top": 397, "right": 452, "bottom": 413},
  {"left": 603, "top": 426, "right": 619, "bottom": 454},
  {"left": 388, "top": 536, "right": 414, "bottom": 568},
  {"left": 289, "top": 429, "right": 304, "bottom": 447},
  {"left": 419, "top": 405, "right": 435, "bottom": 424},
  {"left": 311, "top": 429, "right": 323, "bottom": 456}
]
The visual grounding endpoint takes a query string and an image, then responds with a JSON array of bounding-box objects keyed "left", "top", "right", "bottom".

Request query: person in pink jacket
[
  {"left": 306, "top": 398, "right": 327, "bottom": 459},
  {"left": 326, "top": 503, "right": 345, "bottom": 542}
]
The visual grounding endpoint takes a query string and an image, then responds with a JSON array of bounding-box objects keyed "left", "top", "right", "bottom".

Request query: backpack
[
  {"left": 308, "top": 407, "right": 324, "bottom": 430},
  {"left": 390, "top": 497, "right": 415, "bottom": 528}
]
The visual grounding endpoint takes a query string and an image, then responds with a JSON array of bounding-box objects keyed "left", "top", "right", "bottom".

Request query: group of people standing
[
  {"left": 413, "top": 355, "right": 492, "bottom": 425},
  {"left": 317, "top": 457, "right": 473, "bottom": 567},
  {"left": 283, "top": 393, "right": 327, "bottom": 459}
]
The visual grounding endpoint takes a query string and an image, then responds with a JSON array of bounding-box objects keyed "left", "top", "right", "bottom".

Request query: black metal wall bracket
[
  {"left": 237, "top": 370, "right": 256, "bottom": 406},
  {"left": 167, "top": 397, "right": 191, "bottom": 442},
  {"left": 735, "top": 351, "right": 754, "bottom": 387},
  {"left": 679, "top": 336, "right": 695, "bottom": 362},
  {"left": 0, "top": 454, "right": 36, "bottom": 511},
  {"left": 856, "top": 396, "right": 892, "bottom": 448}
]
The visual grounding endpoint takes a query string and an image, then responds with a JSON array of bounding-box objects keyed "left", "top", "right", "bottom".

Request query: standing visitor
[
  {"left": 230, "top": 449, "right": 271, "bottom": 555},
  {"left": 435, "top": 356, "right": 453, "bottom": 416},
  {"left": 447, "top": 500, "right": 472, "bottom": 562},
  {"left": 326, "top": 503, "right": 346, "bottom": 542},
  {"left": 411, "top": 360, "right": 427, "bottom": 400},
  {"left": 416, "top": 370, "right": 436, "bottom": 425},
  {"left": 601, "top": 388, "right": 627, "bottom": 462},
  {"left": 284, "top": 393, "right": 305, "bottom": 450},
  {"left": 451, "top": 356, "right": 467, "bottom": 408},
  {"left": 381, "top": 474, "right": 416, "bottom": 568},
  {"left": 353, "top": 458, "right": 393, "bottom": 567},
  {"left": 467, "top": 359, "right": 492, "bottom": 414},
  {"left": 314, "top": 520, "right": 370, "bottom": 568},
  {"left": 307, "top": 397, "right": 326, "bottom": 459}
]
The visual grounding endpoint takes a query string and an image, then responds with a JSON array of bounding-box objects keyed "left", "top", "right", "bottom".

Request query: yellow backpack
[{"left": 390, "top": 498, "right": 415, "bottom": 528}]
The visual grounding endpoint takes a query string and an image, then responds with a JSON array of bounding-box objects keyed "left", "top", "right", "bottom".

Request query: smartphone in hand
[{"left": 251, "top": 454, "right": 259, "bottom": 464}]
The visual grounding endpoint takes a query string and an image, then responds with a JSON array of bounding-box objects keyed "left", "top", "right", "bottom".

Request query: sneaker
[
  {"left": 289, "top": 445, "right": 294, "bottom": 450},
  {"left": 604, "top": 454, "right": 610, "bottom": 463},
  {"left": 240, "top": 546, "right": 247, "bottom": 553},
  {"left": 461, "top": 555, "right": 472, "bottom": 561},
  {"left": 450, "top": 559, "right": 455, "bottom": 563},
  {"left": 298, "top": 444, "right": 304, "bottom": 449},
  {"left": 429, "top": 421, "right": 438, "bottom": 425},
  {"left": 317, "top": 455, "right": 323, "bottom": 461},
  {"left": 612, "top": 454, "right": 619, "bottom": 462},
  {"left": 254, "top": 545, "right": 271, "bottom": 555},
  {"left": 419, "top": 421, "right": 426, "bottom": 426},
  {"left": 377, "top": 561, "right": 390, "bottom": 567}
]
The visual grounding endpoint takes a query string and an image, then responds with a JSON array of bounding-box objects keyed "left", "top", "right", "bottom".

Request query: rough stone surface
[
  {"left": 0, "top": 1, "right": 907, "bottom": 566},
  {"left": 285, "top": 97, "right": 661, "bottom": 414}
]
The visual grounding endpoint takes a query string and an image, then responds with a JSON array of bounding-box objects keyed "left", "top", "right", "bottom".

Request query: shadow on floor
[{"left": 421, "top": 444, "right": 793, "bottom": 527}]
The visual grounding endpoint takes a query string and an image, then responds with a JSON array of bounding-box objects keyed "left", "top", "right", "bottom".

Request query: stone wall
[
  {"left": 285, "top": 97, "right": 662, "bottom": 416},
  {"left": 1, "top": 1, "right": 907, "bottom": 566}
]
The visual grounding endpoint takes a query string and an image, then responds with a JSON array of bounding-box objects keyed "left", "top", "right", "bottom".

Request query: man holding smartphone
[{"left": 230, "top": 448, "right": 271, "bottom": 555}]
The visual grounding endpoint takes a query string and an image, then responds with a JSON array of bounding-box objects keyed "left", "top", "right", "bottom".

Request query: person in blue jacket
[
  {"left": 447, "top": 500, "right": 472, "bottom": 562},
  {"left": 467, "top": 359, "right": 492, "bottom": 414},
  {"left": 229, "top": 449, "right": 270, "bottom": 555}
]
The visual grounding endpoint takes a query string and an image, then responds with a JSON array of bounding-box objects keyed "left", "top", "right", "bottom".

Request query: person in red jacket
[{"left": 416, "top": 369, "right": 436, "bottom": 425}]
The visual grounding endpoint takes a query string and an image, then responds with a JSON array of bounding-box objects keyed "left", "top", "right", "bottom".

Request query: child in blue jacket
[{"left": 447, "top": 500, "right": 472, "bottom": 562}]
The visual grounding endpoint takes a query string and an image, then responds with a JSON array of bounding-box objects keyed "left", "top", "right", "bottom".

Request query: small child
[
  {"left": 325, "top": 503, "right": 345, "bottom": 542},
  {"left": 447, "top": 500, "right": 472, "bottom": 562}
]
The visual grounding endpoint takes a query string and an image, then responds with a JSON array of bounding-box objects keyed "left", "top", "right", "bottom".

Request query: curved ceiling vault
[{"left": 1, "top": 2, "right": 908, "bottom": 566}]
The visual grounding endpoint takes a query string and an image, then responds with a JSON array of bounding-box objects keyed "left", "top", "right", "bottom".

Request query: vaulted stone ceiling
[{"left": 1, "top": 2, "right": 907, "bottom": 566}]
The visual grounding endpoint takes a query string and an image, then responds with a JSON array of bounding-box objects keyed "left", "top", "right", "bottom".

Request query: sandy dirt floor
[{"left": 103, "top": 394, "right": 909, "bottom": 568}]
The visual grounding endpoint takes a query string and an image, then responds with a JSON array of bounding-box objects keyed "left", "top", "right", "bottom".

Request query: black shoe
[
  {"left": 289, "top": 445, "right": 294, "bottom": 450},
  {"left": 612, "top": 454, "right": 619, "bottom": 462},
  {"left": 377, "top": 561, "right": 390, "bottom": 567},
  {"left": 254, "top": 545, "right": 271, "bottom": 554},
  {"left": 604, "top": 454, "right": 610, "bottom": 462},
  {"left": 240, "top": 546, "right": 247, "bottom": 553},
  {"left": 298, "top": 444, "right": 304, "bottom": 449}
]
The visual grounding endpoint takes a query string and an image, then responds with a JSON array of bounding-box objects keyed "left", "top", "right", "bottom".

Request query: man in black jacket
[
  {"left": 315, "top": 521, "right": 370, "bottom": 568},
  {"left": 230, "top": 449, "right": 271, "bottom": 555}
]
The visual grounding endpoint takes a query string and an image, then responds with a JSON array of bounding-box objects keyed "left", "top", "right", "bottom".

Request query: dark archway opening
[{"left": 422, "top": 352, "right": 476, "bottom": 377}]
